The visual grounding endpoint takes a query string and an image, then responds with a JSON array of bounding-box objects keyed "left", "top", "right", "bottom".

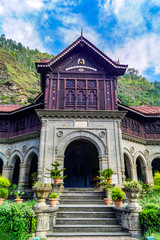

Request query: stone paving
[{"left": 48, "top": 237, "right": 139, "bottom": 240}]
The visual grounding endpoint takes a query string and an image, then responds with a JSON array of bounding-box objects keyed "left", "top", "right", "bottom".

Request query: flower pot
[
  {"left": 104, "top": 198, "right": 110, "bottom": 205},
  {"left": 0, "top": 198, "right": 4, "bottom": 205},
  {"left": 54, "top": 178, "right": 59, "bottom": 184},
  {"left": 108, "top": 178, "right": 112, "bottom": 184},
  {"left": 114, "top": 200, "right": 122, "bottom": 207},
  {"left": 49, "top": 198, "right": 58, "bottom": 207},
  {"left": 33, "top": 186, "right": 52, "bottom": 208},
  {"left": 15, "top": 198, "right": 23, "bottom": 203}
]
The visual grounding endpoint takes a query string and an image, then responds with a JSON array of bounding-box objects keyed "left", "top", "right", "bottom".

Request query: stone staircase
[{"left": 47, "top": 188, "right": 130, "bottom": 238}]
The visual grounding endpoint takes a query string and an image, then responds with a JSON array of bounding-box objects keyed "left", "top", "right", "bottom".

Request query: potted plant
[
  {"left": 97, "top": 168, "right": 114, "bottom": 184},
  {"left": 111, "top": 187, "right": 126, "bottom": 207},
  {"left": 14, "top": 190, "right": 25, "bottom": 203},
  {"left": 46, "top": 161, "right": 67, "bottom": 184},
  {"left": 49, "top": 190, "right": 61, "bottom": 207},
  {"left": 123, "top": 180, "right": 142, "bottom": 210},
  {"left": 32, "top": 182, "right": 52, "bottom": 208},
  {"left": 97, "top": 179, "right": 113, "bottom": 205},
  {"left": 0, "top": 188, "right": 9, "bottom": 205}
]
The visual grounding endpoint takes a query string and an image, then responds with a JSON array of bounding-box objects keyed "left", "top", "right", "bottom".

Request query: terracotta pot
[
  {"left": 15, "top": 198, "right": 23, "bottom": 203},
  {"left": 54, "top": 178, "right": 59, "bottom": 184},
  {"left": 0, "top": 198, "right": 4, "bottom": 205},
  {"left": 114, "top": 200, "right": 122, "bottom": 207},
  {"left": 108, "top": 178, "right": 112, "bottom": 184},
  {"left": 104, "top": 198, "right": 110, "bottom": 205},
  {"left": 49, "top": 198, "right": 58, "bottom": 207}
]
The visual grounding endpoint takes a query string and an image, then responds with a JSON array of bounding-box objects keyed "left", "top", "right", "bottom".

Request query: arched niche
[
  {"left": 0, "top": 158, "right": 3, "bottom": 175},
  {"left": 12, "top": 156, "right": 20, "bottom": 185},
  {"left": 136, "top": 156, "right": 147, "bottom": 182},
  {"left": 152, "top": 158, "right": 160, "bottom": 176},
  {"left": 64, "top": 139, "right": 99, "bottom": 188},
  {"left": 124, "top": 153, "right": 133, "bottom": 180},
  {"left": 25, "top": 151, "right": 38, "bottom": 188}
]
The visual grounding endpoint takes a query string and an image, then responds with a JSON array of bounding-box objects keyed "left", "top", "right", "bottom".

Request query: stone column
[
  {"left": 18, "top": 164, "right": 29, "bottom": 189},
  {"left": 148, "top": 166, "right": 153, "bottom": 184},
  {"left": 99, "top": 155, "right": 108, "bottom": 172},
  {"left": 37, "top": 119, "right": 47, "bottom": 182},
  {"left": 54, "top": 155, "right": 65, "bottom": 185},
  {"left": 2, "top": 165, "right": 13, "bottom": 182},
  {"left": 117, "top": 121, "right": 125, "bottom": 183},
  {"left": 132, "top": 164, "right": 137, "bottom": 180},
  {"left": 141, "top": 166, "right": 149, "bottom": 184}
]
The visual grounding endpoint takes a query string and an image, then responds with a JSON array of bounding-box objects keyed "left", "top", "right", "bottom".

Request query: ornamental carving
[
  {"left": 88, "top": 81, "right": 96, "bottom": 88},
  {"left": 130, "top": 147, "right": 135, "bottom": 154},
  {"left": 144, "top": 150, "right": 149, "bottom": 157},
  {"left": 66, "top": 80, "right": 75, "bottom": 88},
  {"left": 99, "top": 131, "right": 105, "bottom": 138},
  {"left": 6, "top": 149, "right": 11, "bottom": 157},
  {"left": 56, "top": 131, "right": 63, "bottom": 138},
  {"left": 22, "top": 145, "right": 27, "bottom": 153},
  {"left": 77, "top": 80, "right": 86, "bottom": 88}
]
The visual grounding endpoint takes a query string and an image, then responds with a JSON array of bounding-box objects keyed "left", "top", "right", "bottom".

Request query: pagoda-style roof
[{"left": 36, "top": 36, "right": 128, "bottom": 76}]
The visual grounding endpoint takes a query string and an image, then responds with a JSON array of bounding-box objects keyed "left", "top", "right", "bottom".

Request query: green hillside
[
  {"left": 0, "top": 34, "right": 54, "bottom": 104},
  {"left": 117, "top": 68, "right": 160, "bottom": 106},
  {"left": 0, "top": 35, "right": 160, "bottom": 106}
]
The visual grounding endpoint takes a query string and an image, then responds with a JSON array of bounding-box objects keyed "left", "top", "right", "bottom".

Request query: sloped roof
[
  {"left": 36, "top": 36, "right": 128, "bottom": 76},
  {"left": 131, "top": 106, "right": 160, "bottom": 116},
  {"left": 0, "top": 105, "right": 24, "bottom": 112}
]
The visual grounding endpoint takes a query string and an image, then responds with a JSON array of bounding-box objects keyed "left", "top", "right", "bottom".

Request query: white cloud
[
  {"left": 2, "top": 18, "right": 46, "bottom": 52},
  {"left": 45, "top": 36, "right": 53, "bottom": 43},
  {"left": 106, "top": 34, "right": 160, "bottom": 75}
]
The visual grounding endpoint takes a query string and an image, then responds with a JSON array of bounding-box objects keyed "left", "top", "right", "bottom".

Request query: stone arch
[
  {"left": 148, "top": 153, "right": 160, "bottom": 167},
  {"left": 134, "top": 152, "right": 148, "bottom": 183},
  {"left": 56, "top": 130, "right": 106, "bottom": 157},
  {"left": 0, "top": 152, "right": 7, "bottom": 166},
  {"left": 9, "top": 150, "right": 23, "bottom": 167},
  {"left": 9, "top": 151, "right": 22, "bottom": 185},
  {"left": 23, "top": 147, "right": 39, "bottom": 188},
  {"left": 123, "top": 148, "right": 134, "bottom": 179}
]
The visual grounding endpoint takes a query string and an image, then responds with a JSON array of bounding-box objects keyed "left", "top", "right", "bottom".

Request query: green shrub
[
  {"left": 153, "top": 171, "right": 160, "bottom": 186},
  {"left": 0, "top": 188, "right": 9, "bottom": 199},
  {"left": 140, "top": 207, "right": 160, "bottom": 232},
  {"left": 0, "top": 200, "right": 37, "bottom": 240},
  {"left": 33, "top": 182, "right": 51, "bottom": 188},
  {"left": 111, "top": 187, "right": 126, "bottom": 201},
  {"left": 123, "top": 180, "right": 141, "bottom": 189},
  {"left": 97, "top": 168, "right": 114, "bottom": 180},
  {"left": 0, "top": 176, "right": 10, "bottom": 188},
  {"left": 49, "top": 190, "right": 61, "bottom": 199}
]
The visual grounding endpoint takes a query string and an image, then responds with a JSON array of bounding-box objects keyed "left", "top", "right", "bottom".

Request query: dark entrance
[
  {"left": 0, "top": 158, "right": 3, "bottom": 175},
  {"left": 28, "top": 154, "right": 38, "bottom": 188},
  {"left": 64, "top": 140, "right": 99, "bottom": 188},
  {"left": 12, "top": 157, "right": 20, "bottom": 185},
  {"left": 152, "top": 158, "right": 160, "bottom": 176}
]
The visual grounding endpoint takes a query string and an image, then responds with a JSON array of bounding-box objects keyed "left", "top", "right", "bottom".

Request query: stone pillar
[
  {"left": 99, "top": 155, "right": 108, "bottom": 172},
  {"left": 2, "top": 165, "right": 13, "bottom": 182},
  {"left": 38, "top": 120, "right": 46, "bottom": 182},
  {"left": 148, "top": 166, "right": 153, "bottom": 184},
  {"left": 117, "top": 121, "right": 126, "bottom": 183},
  {"left": 132, "top": 164, "right": 137, "bottom": 180},
  {"left": 141, "top": 166, "right": 149, "bottom": 184},
  {"left": 34, "top": 206, "right": 59, "bottom": 238},
  {"left": 18, "top": 164, "right": 29, "bottom": 189},
  {"left": 54, "top": 155, "right": 65, "bottom": 185}
]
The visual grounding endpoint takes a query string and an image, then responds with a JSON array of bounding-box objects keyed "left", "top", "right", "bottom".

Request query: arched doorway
[
  {"left": 64, "top": 140, "right": 99, "bottom": 188},
  {"left": 0, "top": 158, "right": 3, "bottom": 175},
  {"left": 12, "top": 156, "right": 20, "bottom": 185},
  {"left": 136, "top": 157, "right": 146, "bottom": 182},
  {"left": 152, "top": 158, "right": 160, "bottom": 176},
  {"left": 124, "top": 154, "right": 132, "bottom": 180},
  {"left": 28, "top": 154, "right": 38, "bottom": 188}
]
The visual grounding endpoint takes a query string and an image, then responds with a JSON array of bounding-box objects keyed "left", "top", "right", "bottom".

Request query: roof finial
[{"left": 81, "top": 28, "right": 83, "bottom": 39}]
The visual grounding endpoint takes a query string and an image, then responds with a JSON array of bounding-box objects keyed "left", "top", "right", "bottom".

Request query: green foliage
[
  {"left": 9, "top": 185, "right": 24, "bottom": 199},
  {"left": 153, "top": 171, "right": 160, "bottom": 186},
  {"left": 0, "top": 188, "right": 9, "bottom": 199},
  {"left": 49, "top": 191, "right": 61, "bottom": 199},
  {"left": 111, "top": 187, "right": 126, "bottom": 201},
  {"left": 33, "top": 182, "right": 51, "bottom": 188},
  {"left": 0, "top": 176, "right": 10, "bottom": 188},
  {"left": 46, "top": 161, "right": 67, "bottom": 179},
  {"left": 0, "top": 200, "right": 37, "bottom": 240},
  {"left": 29, "top": 172, "right": 37, "bottom": 187},
  {"left": 97, "top": 168, "right": 114, "bottom": 180},
  {"left": 140, "top": 207, "right": 160, "bottom": 232},
  {"left": 123, "top": 180, "right": 142, "bottom": 189},
  {"left": 117, "top": 68, "right": 160, "bottom": 106}
]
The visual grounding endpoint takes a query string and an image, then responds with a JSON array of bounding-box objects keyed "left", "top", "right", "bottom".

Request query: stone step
[
  {"left": 53, "top": 224, "right": 123, "bottom": 233},
  {"left": 62, "top": 188, "right": 100, "bottom": 192},
  {"left": 56, "top": 217, "right": 117, "bottom": 225},
  {"left": 60, "top": 195, "right": 104, "bottom": 199},
  {"left": 59, "top": 199, "right": 105, "bottom": 205},
  {"left": 59, "top": 205, "right": 113, "bottom": 212},
  {"left": 57, "top": 211, "right": 115, "bottom": 218},
  {"left": 47, "top": 232, "right": 130, "bottom": 238},
  {"left": 61, "top": 192, "right": 105, "bottom": 197}
]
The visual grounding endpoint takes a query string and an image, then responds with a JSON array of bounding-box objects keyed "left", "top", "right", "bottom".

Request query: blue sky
[{"left": 0, "top": 0, "right": 160, "bottom": 82}]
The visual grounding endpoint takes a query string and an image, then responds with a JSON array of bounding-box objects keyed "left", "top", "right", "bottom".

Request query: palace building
[{"left": 0, "top": 35, "right": 160, "bottom": 189}]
